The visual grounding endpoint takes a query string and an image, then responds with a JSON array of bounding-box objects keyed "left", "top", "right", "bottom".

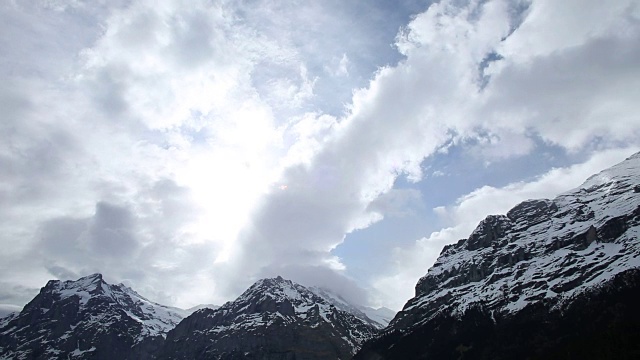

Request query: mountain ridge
[
  {"left": 355, "top": 151, "right": 640, "bottom": 359},
  {"left": 0, "top": 273, "right": 190, "bottom": 359},
  {"left": 0, "top": 274, "right": 382, "bottom": 359}
]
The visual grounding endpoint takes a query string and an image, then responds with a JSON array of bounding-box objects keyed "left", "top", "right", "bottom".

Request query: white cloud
[
  {"left": 325, "top": 53, "right": 350, "bottom": 77},
  {"left": 498, "top": 0, "right": 638, "bottom": 61},
  {"left": 478, "top": 0, "right": 640, "bottom": 151}
]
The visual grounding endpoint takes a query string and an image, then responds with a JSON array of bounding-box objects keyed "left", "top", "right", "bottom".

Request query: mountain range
[
  {"left": 0, "top": 275, "right": 388, "bottom": 359},
  {"left": 1, "top": 152, "right": 640, "bottom": 359}
]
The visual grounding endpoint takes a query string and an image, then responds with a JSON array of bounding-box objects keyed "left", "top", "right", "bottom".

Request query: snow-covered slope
[
  {"left": 356, "top": 152, "right": 640, "bottom": 359},
  {"left": 359, "top": 306, "right": 395, "bottom": 327},
  {"left": 309, "top": 286, "right": 395, "bottom": 329},
  {"left": 160, "top": 276, "right": 378, "bottom": 359},
  {"left": 0, "top": 273, "right": 186, "bottom": 360},
  {"left": 406, "top": 151, "right": 640, "bottom": 321}
]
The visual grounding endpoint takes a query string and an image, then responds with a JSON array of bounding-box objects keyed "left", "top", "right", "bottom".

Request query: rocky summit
[
  {"left": 158, "top": 276, "right": 378, "bottom": 360},
  {"left": 0, "top": 273, "right": 187, "bottom": 360},
  {"left": 355, "top": 152, "right": 640, "bottom": 359}
]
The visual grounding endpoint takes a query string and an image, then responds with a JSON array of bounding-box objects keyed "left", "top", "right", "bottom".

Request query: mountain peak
[
  {"left": 161, "top": 276, "right": 379, "bottom": 359},
  {"left": 231, "top": 276, "right": 333, "bottom": 319}
]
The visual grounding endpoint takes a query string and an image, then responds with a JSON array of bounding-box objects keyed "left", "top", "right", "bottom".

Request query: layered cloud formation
[{"left": 1, "top": 0, "right": 639, "bottom": 310}]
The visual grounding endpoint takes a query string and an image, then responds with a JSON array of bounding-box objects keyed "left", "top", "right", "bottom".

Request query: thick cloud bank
[{"left": 1, "top": 0, "right": 638, "bottom": 309}]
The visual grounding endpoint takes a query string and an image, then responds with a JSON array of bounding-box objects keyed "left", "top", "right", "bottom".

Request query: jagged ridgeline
[{"left": 355, "top": 152, "right": 640, "bottom": 359}]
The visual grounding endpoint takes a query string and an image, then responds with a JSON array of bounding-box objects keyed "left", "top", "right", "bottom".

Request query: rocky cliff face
[
  {"left": 158, "top": 276, "right": 378, "bottom": 360},
  {"left": 355, "top": 152, "right": 640, "bottom": 359},
  {"left": 0, "top": 274, "right": 186, "bottom": 360}
]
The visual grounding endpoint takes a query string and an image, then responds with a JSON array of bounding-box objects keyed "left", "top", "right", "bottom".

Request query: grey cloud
[
  {"left": 168, "top": 9, "right": 219, "bottom": 67},
  {"left": 38, "top": 217, "right": 89, "bottom": 262},
  {"left": 484, "top": 32, "right": 640, "bottom": 149},
  {"left": 36, "top": 202, "right": 141, "bottom": 267},
  {"left": 221, "top": 0, "right": 640, "bottom": 307},
  {"left": 0, "top": 283, "right": 40, "bottom": 312},
  {"left": 0, "top": 86, "right": 32, "bottom": 124},
  {"left": 44, "top": 264, "right": 80, "bottom": 281},
  {"left": 236, "top": 163, "right": 360, "bottom": 260},
  {"left": 63, "top": 178, "right": 199, "bottom": 262},
  {"left": 89, "top": 202, "right": 140, "bottom": 258},
  {"left": 18, "top": 178, "right": 219, "bottom": 307},
  {"left": 0, "top": 120, "right": 81, "bottom": 208},
  {"left": 88, "top": 65, "right": 131, "bottom": 117},
  {"left": 111, "top": 10, "right": 163, "bottom": 50},
  {"left": 0, "top": 1, "right": 115, "bottom": 88},
  {"left": 142, "top": 179, "right": 200, "bottom": 233},
  {"left": 0, "top": 304, "right": 22, "bottom": 317},
  {"left": 367, "top": 188, "right": 423, "bottom": 217}
]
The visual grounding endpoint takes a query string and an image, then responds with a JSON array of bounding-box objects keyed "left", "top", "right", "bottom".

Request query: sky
[{"left": 1, "top": 0, "right": 639, "bottom": 313}]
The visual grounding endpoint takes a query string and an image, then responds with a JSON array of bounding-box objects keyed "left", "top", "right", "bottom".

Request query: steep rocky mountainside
[
  {"left": 0, "top": 274, "right": 186, "bottom": 360},
  {"left": 158, "top": 276, "right": 379, "bottom": 360},
  {"left": 356, "top": 152, "right": 640, "bottom": 359},
  {"left": 0, "top": 274, "right": 381, "bottom": 360}
]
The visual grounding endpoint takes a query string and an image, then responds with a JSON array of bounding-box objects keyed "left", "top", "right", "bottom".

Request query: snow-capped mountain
[
  {"left": 308, "top": 286, "right": 395, "bottom": 329},
  {"left": 0, "top": 273, "right": 186, "bottom": 360},
  {"left": 159, "top": 276, "right": 379, "bottom": 359},
  {"left": 356, "top": 152, "right": 640, "bottom": 359}
]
